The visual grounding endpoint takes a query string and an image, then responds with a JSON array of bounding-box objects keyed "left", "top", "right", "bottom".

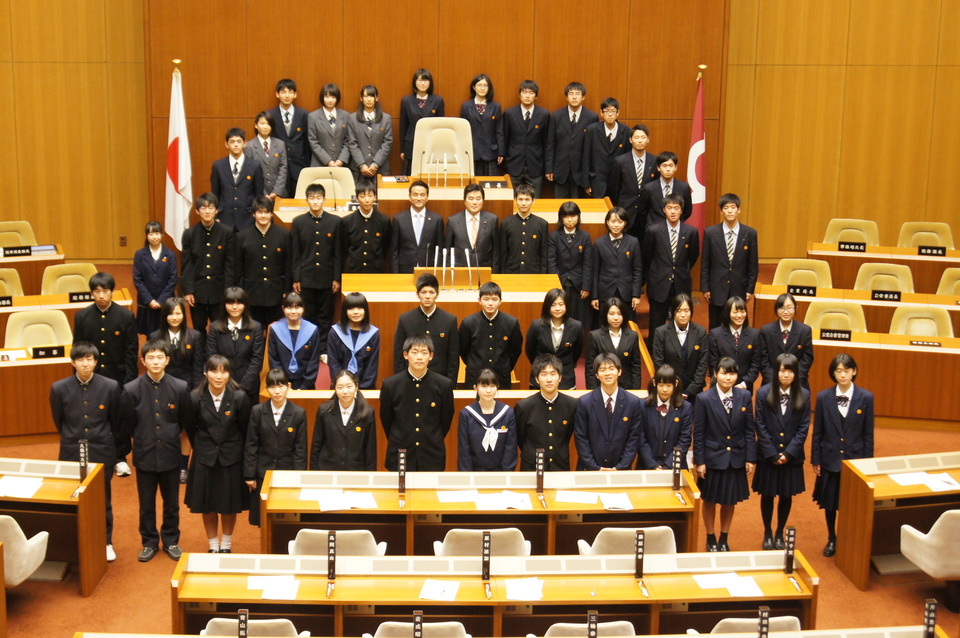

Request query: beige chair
[
  {"left": 0, "top": 268, "right": 24, "bottom": 296},
  {"left": 0, "top": 221, "right": 38, "bottom": 247},
  {"left": 822, "top": 218, "right": 880, "bottom": 246},
  {"left": 898, "top": 222, "right": 954, "bottom": 249},
  {"left": 366, "top": 622, "right": 470, "bottom": 638},
  {"left": 293, "top": 166, "right": 356, "bottom": 203},
  {"left": 803, "top": 301, "right": 868, "bottom": 333},
  {"left": 201, "top": 618, "right": 309, "bottom": 637},
  {"left": 4, "top": 310, "right": 72, "bottom": 348},
  {"left": 40, "top": 263, "right": 98, "bottom": 295},
  {"left": 853, "top": 262, "right": 915, "bottom": 293},
  {"left": 410, "top": 117, "right": 475, "bottom": 177},
  {"left": 708, "top": 616, "right": 801, "bottom": 633},
  {"left": 577, "top": 526, "right": 677, "bottom": 555},
  {"left": 287, "top": 529, "right": 386, "bottom": 556},
  {"left": 936, "top": 268, "right": 960, "bottom": 296},
  {"left": 543, "top": 621, "right": 636, "bottom": 637},
  {"left": 901, "top": 510, "right": 960, "bottom": 612},
  {"left": 0, "top": 515, "right": 49, "bottom": 587},
  {"left": 889, "top": 306, "right": 954, "bottom": 338},
  {"left": 771, "top": 259, "right": 833, "bottom": 288},
  {"left": 433, "top": 527, "right": 531, "bottom": 557}
]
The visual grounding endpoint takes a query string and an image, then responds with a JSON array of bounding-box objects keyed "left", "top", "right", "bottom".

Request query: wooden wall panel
[
  {"left": 756, "top": 0, "right": 849, "bottom": 65},
  {"left": 10, "top": 0, "right": 107, "bottom": 62},
  {"left": 923, "top": 66, "right": 960, "bottom": 225},
  {"left": 727, "top": 0, "right": 758, "bottom": 66},
  {"left": 106, "top": 0, "right": 145, "bottom": 63},
  {"left": 847, "top": 0, "right": 941, "bottom": 66},
  {"left": 719, "top": 65, "right": 755, "bottom": 201},
  {"left": 0, "top": 63, "right": 18, "bottom": 220},
  {"left": 107, "top": 64, "right": 149, "bottom": 257},
  {"left": 938, "top": 0, "right": 960, "bottom": 65},
  {"left": 0, "top": 0, "right": 11, "bottom": 62}
]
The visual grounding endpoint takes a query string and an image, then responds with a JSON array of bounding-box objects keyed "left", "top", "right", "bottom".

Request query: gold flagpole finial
[
  {"left": 696, "top": 64, "right": 707, "bottom": 81},
  {"left": 172, "top": 58, "right": 182, "bottom": 65}
]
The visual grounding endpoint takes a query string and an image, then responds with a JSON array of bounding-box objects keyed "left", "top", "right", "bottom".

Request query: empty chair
[
  {"left": 410, "top": 117, "right": 475, "bottom": 177},
  {"left": 822, "top": 218, "right": 880, "bottom": 246},
  {"left": 0, "top": 221, "right": 38, "bottom": 247},
  {"left": 4, "top": 310, "right": 72, "bottom": 348},
  {"left": 803, "top": 302, "right": 868, "bottom": 333},
  {"left": 889, "top": 306, "right": 953, "bottom": 338},
  {"left": 708, "top": 616, "right": 801, "bottom": 633},
  {"left": 577, "top": 526, "right": 677, "bottom": 555},
  {"left": 937, "top": 268, "right": 960, "bottom": 296},
  {"left": 853, "top": 262, "right": 915, "bottom": 293},
  {"left": 901, "top": 509, "right": 960, "bottom": 612},
  {"left": 293, "top": 166, "right": 356, "bottom": 203},
  {"left": 544, "top": 621, "right": 636, "bottom": 637},
  {"left": 0, "top": 515, "right": 49, "bottom": 587},
  {"left": 40, "top": 263, "right": 98, "bottom": 295},
  {"left": 0, "top": 268, "right": 24, "bottom": 296},
  {"left": 287, "top": 529, "right": 386, "bottom": 556},
  {"left": 367, "top": 622, "right": 470, "bottom": 638},
  {"left": 433, "top": 527, "right": 531, "bottom": 556},
  {"left": 771, "top": 259, "right": 833, "bottom": 289},
  {"left": 897, "top": 221, "right": 954, "bottom": 249},
  {"left": 201, "top": 618, "right": 309, "bottom": 637}
]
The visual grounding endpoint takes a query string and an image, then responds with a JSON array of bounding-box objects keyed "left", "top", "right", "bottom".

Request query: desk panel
[
  {"left": 807, "top": 242, "right": 960, "bottom": 294},
  {"left": 0, "top": 353, "right": 72, "bottom": 437},
  {"left": 0, "top": 245, "right": 64, "bottom": 295}
]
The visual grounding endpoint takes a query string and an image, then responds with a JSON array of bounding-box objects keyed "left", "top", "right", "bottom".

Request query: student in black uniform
[
  {"left": 311, "top": 369, "right": 377, "bottom": 471},
  {"left": 186, "top": 355, "right": 251, "bottom": 554},
  {"left": 759, "top": 293, "right": 814, "bottom": 389},
  {"left": 206, "top": 287, "right": 265, "bottom": 403},
  {"left": 181, "top": 192, "right": 235, "bottom": 333},
  {"left": 585, "top": 297, "right": 641, "bottom": 390},
  {"left": 327, "top": 292, "right": 380, "bottom": 390},
  {"left": 525, "top": 288, "right": 583, "bottom": 390},
  {"left": 707, "top": 296, "right": 764, "bottom": 392},
  {"left": 515, "top": 354, "right": 578, "bottom": 471},
  {"left": 547, "top": 202, "right": 594, "bottom": 326},
  {"left": 399, "top": 68, "right": 445, "bottom": 175},
  {"left": 459, "top": 281, "right": 523, "bottom": 389},
  {"left": 268, "top": 292, "right": 321, "bottom": 391},
  {"left": 393, "top": 273, "right": 460, "bottom": 385},
  {"left": 340, "top": 178, "right": 390, "bottom": 274},
  {"left": 459, "top": 73, "right": 503, "bottom": 177},
  {"left": 50, "top": 342, "right": 123, "bottom": 562},
  {"left": 243, "top": 368, "right": 307, "bottom": 526},
  {"left": 591, "top": 207, "right": 643, "bottom": 324},
  {"left": 380, "top": 334, "right": 456, "bottom": 471},
  {"left": 651, "top": 293, "right": 708, "bottom": 403},
  {"left": 235, "top": 196, "right": 292, "bottom": 328},
  {"left": 133, "top": 221, "right": 178, "bottom": 337},
  {"left": 753, "top": 353, "right": 809, "bottom": 550},
  {"left": 500, "top": 183, "right": 548, "bottom": 274},
  {"left": 457, "top": 369, "right": 518, "bottom": 471},
  {"left": 640, "top": 364, "right": 693, "bottom": 470}
]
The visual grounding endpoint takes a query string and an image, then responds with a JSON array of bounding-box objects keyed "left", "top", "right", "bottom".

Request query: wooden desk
[
  {"left": 0, "top": 349, "right": 73, "bottom": 437},
  {"left": 0, "top": 457, "right": 107, "bottom": 596},
  {"left": 0, "top": 288, "right": 133, "bottom": 340},
  {"left": 837, "top": 452, "right": 960, "bottom": 590},
  {"left": 170, "top": 551, "right": 818, "bottom": 636},
  {"left": 377, "top": 175, "right": 515, "bottom": 218},
  {"left": 0, "top": 244, "right": 64, "bottom": 295},
  {"left": 807, "top": 242, "right": 960, "bottom": 294},
  {"left": 260, "top": 469, "right": 699, "bottom": 557}
]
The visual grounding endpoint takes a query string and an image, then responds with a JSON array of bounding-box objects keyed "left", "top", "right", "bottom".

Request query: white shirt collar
[
  {"left": 272, "top": 400, "right": 287, "bottom": 415},
  {"left": 602, "top": 387, "right": 619, "bottom": 405},
  {"left": 717, "top": 385, "right": 733, "bottom": 401},
  {"left": 228, "top": 319, "right": 243, "bottom": 331}
]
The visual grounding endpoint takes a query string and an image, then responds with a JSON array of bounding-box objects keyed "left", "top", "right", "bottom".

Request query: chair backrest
[
  {"left": 434, "top": 527, "right": 531, "bottom": 556},
  {"left": 920, "top": 509, "right": 960, "bottom": 549},
  {"left": 897, "top": 222, "right": 955, "bottom": 249},
  {"left": 0, "top": 514, "right": 48, "bottom": 587},
  {"left": 937, "top": 268, "right": 960, "bottom": 296},
  {"left": 40, "top": 263, "right": 99, "bottom": 295},
  {"left": 0, "top": 268, "right": 24, "bottom": 296},
  {"left": 4, "top": 310, "right": 73, "bottom": 348},
  {"left": 822, "top": 218, "right": 880, "bottom": 246},
  {"left": 0, "top": 221, "right": 38, "bottom": 247},
  {"left": 853, "top": 262, "right": 915, "bottom": 293},
  {"left": 203, "top": 618, "right": 302, "bottom": 637},
  {"left": 803, "top": 301, "right": 868, "bottom": 333},
  {"left": 289, "top": 529, "right": 386, "bottom": 556},
  {"left": 411, "top": 117, "right": 475, "bottom": 177},
  {"left": 710, "top": 616, "right": 801, "bottom": 633},
  {"left": 293, "top": 166, "right": 357, "bottom": 202},
  {"left": 578, "top": 526, "right": 677, "bottom": 555},
  {"left": 544, "top": 621, "right": 637, "bottom": 637},
  {"left": 372, "top": 622, "right": 469, "bottom": 638},
  {"left": 889, "top": 306, "right": 954, "bottom": 338},
  {"left": 771, "top": 259, "right": 833, "bottom": 288}
]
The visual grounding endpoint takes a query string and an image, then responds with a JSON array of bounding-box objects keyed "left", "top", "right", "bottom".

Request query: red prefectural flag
[
  {"left": 165, "top": 67, "right": 192, "bottom": 250},
  {"left": 687, "top": 72, "right": 706, "bottom": 244}
]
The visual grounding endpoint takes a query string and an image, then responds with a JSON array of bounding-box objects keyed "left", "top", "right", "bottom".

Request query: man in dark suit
[
  {"left": 269, "top": 79, "right": 310, "bottom": 197},
  {"left": 640, "top": 151, "right": 693, "bottom": 231},
  {"left": 446, "top": 183, "right": 500, "bottom": 270},
  {"left": 211, "top": 128, "right": 264, "bottom": 232},
  {"left": 502, "top": 80, "right": 550, "bottom": 197},
  {"left": 582, "top": 97, "right": 632, "bottom": 198},
  {"left": 515, "top": 354, "right": 578, "bottom": 471},
  {"left": 545, "top": 82, "right": 597, "bottom": 198},
  {"left": 181, "top": 193, "right": 235, "bottom": 333},
  {"left": 393, "top": 273, "right": 459, "bottom": 385},
  {"left": 700, "top": 193, "right": 759, "bottom": 329},
  {"left": 573, "top": 352, "right": 653, "bottom": 470},
  {"left": 459, "top": 281, "right": 523, "bottom": 389},
  {"left": 607, "top": 124, "right": 659, "bottom": 239},
  {"left": 235, "top": 196, "right": 292, "bottom": 328},
  {"left": 391, "top": 180, "right": 445, "bottom": 273},
  {"left": 642, "top": 194, "right": 700, "bottom": 340}
]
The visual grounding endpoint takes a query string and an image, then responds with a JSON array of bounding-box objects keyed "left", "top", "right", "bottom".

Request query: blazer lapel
[
  {"left": 592, "top": 391, "right": 611, "bottom": 437},
  {"left": 709, "top": 391, "right": 731, "bottom": 431}
]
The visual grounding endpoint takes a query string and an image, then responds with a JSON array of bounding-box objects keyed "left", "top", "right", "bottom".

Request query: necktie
[
  {"left": 524, "top": 110, "right": 531, "bottom": 122},
  {"left": 608, "top": 132, "right": 614, "bottom": 143},
  {"left": 171, "top": 335, "right": 179, "bottom": 348},
  {"left": 722, "top": 396, "right": 733, "bottom": 413},
  {"left": 477, "top": 103, "right": 486, "bottom": 116},
  {"left": 780, "top": 394, "right": 789, "bottom": 411},
  {"left": 469, "top": 216, "right": 478, "bottom": 249},
  {"left": 413, "top": 213, "right": 423, "bottom": 245},
  {"left": 232, "top": 162, "right": 239, "bottom": 178},
  {"left": 670, "top": 228, "right": 678, "bottom": 261},
  {"left": 656, "top": 404, "right": 668, "bottom": 416},
  {"left": 636, "top": 159, "right": 643, "bottom": 187},
  {"left": 231, "top": 327, "right": 239, "bottom": 341},
  {"left": 328, "top": 115, "right": 336, "bottom": 125},
  {"left": 726, "top": 230, "right": 735, "bottom": 263},
  {"left": 733, "top": 331, "right": 740, "bottom": 347},
  {"left": 664, "top": 182, "right": 671, "bottom": 197},
  {"left": 283, "top": 111, "right": 290, "bottom": 125},
  {"left": 571, "top": 112, "right": 577, "bottom": 124},
  {"left": 837, "top": 395, "right": 849, "bottom": 408},
  {"left": 263, "top": 140, "right": 269, "bottom": 154},
  {"left": 417, "top": 98, "right": 426, "bottom": 108},
  {"left": 613, "top": 237, "right": 622, "bottom": 252},
  {"left": 606, "top": 396, "right": 613, "bottom": 415},
  {"left": 782, "top": 329, "right": 790, "bottom": 344}
]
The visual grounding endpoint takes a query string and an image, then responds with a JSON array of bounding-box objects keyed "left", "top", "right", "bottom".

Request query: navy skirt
[
  {"left": 698, "top": 466, "right": 750, "bottom": 505},
  {"left": 185, "top": 460, "right": 248, "bottom": 514},
  {"left": 812, "top": 470, "right": 841, "bottom": 511},
  {"left": 752, "top": 462, "right": 805, "bottom": 497}
]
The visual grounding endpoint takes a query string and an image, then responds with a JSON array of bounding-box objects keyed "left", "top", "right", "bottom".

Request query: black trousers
[
  {"left": 103, "top": 463, "right": 115, "bottom": 544},
  {"left": 248, "top": 476, "right": 265, "bottom": 527},
  {"left": 135, "top": 467, "right": 181, "bottom": 549},
  {"left": 708, "top": 302, "right": 725, "bottom": 331},
  {"left": 300, "top": 286, "right": 334, "bottom": 351},
  {"left": 552, "top": 178, "right": 582, "bottom": 199},
  {"left": 250, "top": 305, "right": 283, "bottom": 331},
  {"left": 190, "top": 302, "right": 219, "bottom": 334}
]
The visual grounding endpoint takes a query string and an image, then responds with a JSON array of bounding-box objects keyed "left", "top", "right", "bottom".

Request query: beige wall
[
  {"left": 0, "top": 0, "right": 148, "bottom": 261},
  {"left": 722, "top": 0, "right": 960, "bottom": 259}
]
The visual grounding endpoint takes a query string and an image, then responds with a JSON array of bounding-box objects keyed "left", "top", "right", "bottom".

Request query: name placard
[
  {"left": 787, "top": 285, "right": 816, "bottom": 297},
  {"left": 819, "top": 329, "right": 852, "bottom": 342},
  {"left": 838, "top": 242, "right": 866, "bottom": 253},
  {"left": 69, "top": 292, "right": 93, "bottom": 303},
  {"left": 79, "top": 439, "right": 89, "bottom": 482},
  {"left": 910, "top": 340, "right": 942, "bottom": 348},
  {"left": 2, "top": 246, "right": 31, "bottom": 257},
  {"left": 871, "top": 290, "right": 901, "bottom": 302},
  {"left": 923, "top": 599, "right": 937, "bottom": 638},
  {"left": 0, "top": 296, "right": 11, "bottom": 307},
  {"left": 918, "top": 246, "right": 946, "bottom": 257},
  {"left": 481, "top": 180, "right": 509, "bottom": 189},
  {"left": 32, "top": 345, "right": 66, "bottom": 358},
  {"left": 535, "top": 449, "right": 544, "bottom": 494}
]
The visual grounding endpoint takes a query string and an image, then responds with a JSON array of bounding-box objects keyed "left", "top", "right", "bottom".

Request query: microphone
[
  {"left": 454, "top": 152, "right": 466, "bottom": 187},
  {"left": 329, "top": 169, "right": 340, "bottom": 210}
]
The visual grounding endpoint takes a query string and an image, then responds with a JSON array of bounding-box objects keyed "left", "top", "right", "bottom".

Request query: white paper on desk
[
  {"left": 381, "top": 176, "right": 400, "bottom": 183},
  {"left": 923, "top": 472, "right": 960, "bottom": 492},
  {"left": 554, "top": 490, "right": 599, "bottom": 504},
  {"left": 501, "top": 490, "right": 533, "bottom": 509},
  {"left": 693, "top": 572, "right": 740, "bottom": 589},
  {"left": 474, "top": 491, "right": 532, "bottom": 510},
  {"left": 889, "top": 472, "right": 931, "bottom": 486},
  {"left": 343, "top": 491, "right": 378, "bottom": 509},
  {"left": 726, "top": 575, "right": 763, "bottom": 597},
  {"left": 248, "top": 574, "right": 300, "bottom": 599},
  {"left": 504, "top": 576, "right": 544, "bottom": 600},
  {"left": 0, "top": 475, "right": 43, "bottom": 498},
  {"left": 598, "top": 492, "right": 633, "bottom": 510},
  {"left": 1, "top": 349, "right": 28, "bottom": 361},
  {"left": 437, "top": 489, "right": 479, "bottom": 503},
  {"left": 419, "top": 578, "right": 460, "bottom": 601},
  {"left": 300, "top": 488, "right": 343, "bottom": 501}
]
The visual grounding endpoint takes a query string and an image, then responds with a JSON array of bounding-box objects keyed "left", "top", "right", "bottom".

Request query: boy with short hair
[
  {"left": 181, "top": 192, "right": 235, "bottom": 333},
  {"left": 608, "top": 123, "right": 660, "bottom": 238},
  {"left": 582, "top": 97, "right": 632, "bottom": 198},
  {"left": 340, "top": 178, "right": 391, "bottom": 273},
  {"left": 642, "top": 193, "right": 700, "bottom": 339},
  {"left": 502, "top": 80, "right": 550, "bottom": 197},
  {"left": 390, "top": 180, "right": 444, "bottom": 273},
  {"left": 210, "top": 127, "right": 264, "bottom": 231},
  {"left": 393, "top": 273, "right": 460, "bottom": 384},
  {"left": 445, "top": 183, "right": 500, "bottom": 269},
  {"left": 500, "top": 183, "right": 548, "bottom": 274},
  {"left": 269, "top": 79, "right": 310, "bottom": 196},
  {"left": 459, "top": 281, "right": 523, "bottom": 389},
  {"left": 235, "top": 195, "right": 292, "bottom": 328},
  {"left": 641, "top": 151, "right": 693, "bottom": 228},
  {"left": 546, "top": 82, "right": 597, "bottom": 198},
  {"left": 514, "top": 354, "right": 578, "bottom": 471},
  {"left": 700, "top": 193, "right": 759, "bottom": 329}
]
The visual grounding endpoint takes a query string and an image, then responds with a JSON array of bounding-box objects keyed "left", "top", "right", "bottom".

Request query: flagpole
[
  {"left": 687, "top": 65, "right": 707, "bottom": 248},
  {"left": 165, "top": 59, "right": 192, "bottom": 250}
]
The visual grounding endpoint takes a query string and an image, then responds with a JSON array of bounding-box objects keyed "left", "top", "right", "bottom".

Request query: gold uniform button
[
  {"left": 726, "top": 435, "right": 731, "bottom": 439},
  {"left": 726, "top": 447, "right": 731, "bottom": 451},
  {"left": 415, "top": 442, "right": 420, "bottom": 446},
  {"left": 779, "top": 444, "right": 785, "bottom": 448},
  {"left": 415, "top": 398, "right": 420, "bottom": 402},
  {"left": 548, "top": 432, "right": 553, "bottom": 437},
  {"left": 780, "top": 432, "right": 785, "bottom": 437},
  {"left": 415, "top": 428, "right": 420, "bottom": 432},
  {"left": 415, "top": 413, "right": 420, "bottom": 417}
]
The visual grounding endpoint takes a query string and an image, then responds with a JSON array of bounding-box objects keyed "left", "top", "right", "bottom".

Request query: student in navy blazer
[
  {"left": 700, "top": 193, "right": 759, "bottom": 329},
  {"left": 391, "top": 180, "right": 445, "bottom": 273},
  {"left": 311, "top": 370, "right": 377, "bottom": 471},
  {"left": 133, "top": 221, "right": 178, "bottom": 336},
  {"left": 211, "top": 128, "right": 265, "bottom": 232},
  {"left": 502, "top": 80, "right": 550, "bottom": 197},
  {"left": 460, "top": 74, "right": 504, "bottom": 177},
  {"left": 399, "top": 69, "right": 445, "bottom": 175},
  {"left": 753, "top": 353, "right": 810, "bottom": 550},
  {"left": 607, "top": 124, "right": 659, "bottom": 238},
  {"left": 708, "top": 296, "right": 764, "bottom": 393},
  {"left": 642, "top": 194, "right": 700, "bottom": 339},
  {"left": 307, "top": 84, "right": 351, "bottom": 169},
  {"left": 693, "top": 356, "right": 757, "bottom": 552},
  {"left": 269, "top": 79, "right": 310, "bottom": 197},
  {"left": 574, "top": 352, "right": 653, "bottom": 471},
  {"left": 582, "top": 97, "right": 632, "bottom": 198},
  {"left": 205, "top": 288, "right": 265, "bottom": 403},
  {"left": 457, "top": 368, "right": 518, "bottom": 471},
  {"left": 811, "top": 353, "right": 874, "bottom": 557},
  {"left": 591, "top": 207, "right": 643, "bottom": 323},
  {"left": 759, "top": 293, "right": 814, "bottom": 389},
  {"left": 545, "top": 82, "right": 597, "bottom": 198},
  {"left": 640, "top": 365, "right": 693, "bottom": 470},
  {"left": 651, "top": 294, "right": 708, "bottom": 402},
  {"left": 585, "top": 297, "right": 641, "bottom": 390},
  {"left": 524, "top": 288, "right": 584, "bottom": 390},
  {"left": 547, "top": 202, "right": 594, "bottom": 326},
  {"left": 150, "top": 297, "right": 205, "bottom": 389},
  {"left": 640, "top": 152, "right": 694, "bottom": 230}
]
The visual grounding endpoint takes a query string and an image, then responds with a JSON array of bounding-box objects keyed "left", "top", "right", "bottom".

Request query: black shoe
[
  {"left": 718, "top": 541, "right": 731, "bottom": 552},
  {"left": 762, "top": 535, "right": 774, "bottom": 550},
  {"left": 823, "top": 540, "right": 836, "bottom": 557},
  {"left": 165, "top": 545, "right": 183, "bottom": 561},
  {"left": 218, "top": 548, "right": 232, "bottom": 553},
  {"left": 138, "top": 547, "right": 157, "bottom": 562},
  {"left": 706, "top": 539, "right": 719, "bottom": 552},
  {"left": 775, "top": 536, "right": 785, "bottom": 550}
]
